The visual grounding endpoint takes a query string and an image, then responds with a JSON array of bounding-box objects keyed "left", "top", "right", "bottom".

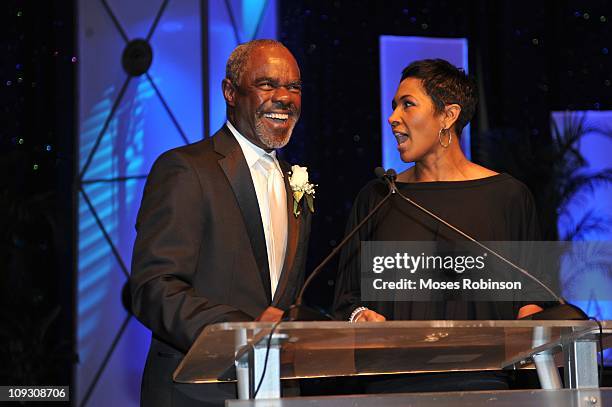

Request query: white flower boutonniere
[{"left": 288, "top": 165, "right": 316, "bottom": 218}]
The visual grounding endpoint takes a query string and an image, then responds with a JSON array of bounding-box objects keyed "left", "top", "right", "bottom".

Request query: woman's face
[{"left": 388, "top": 77, "right": 445, "bottom": 163}]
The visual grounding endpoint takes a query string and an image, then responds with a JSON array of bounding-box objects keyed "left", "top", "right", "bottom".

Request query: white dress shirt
[{"left": 226, "top": 121, "right": 288, "bottom": 298}]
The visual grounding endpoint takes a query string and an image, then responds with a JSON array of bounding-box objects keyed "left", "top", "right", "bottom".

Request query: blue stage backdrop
[
  {"left": 553, "top": 110, "right": 612, "bottom": 364},
  {"left": 76, "top": 4, "right": 611, "bottom": 404},
  {"left": 76, "top": 1, "right": 277, "bottom": 405}
]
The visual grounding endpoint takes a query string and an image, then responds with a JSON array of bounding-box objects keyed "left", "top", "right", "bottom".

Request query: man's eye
[
  {"left": 403, "top": 100, "right": 414, "bottom": 108},
  {"left": 259, "top": 83, "right": 274, "bottom": 90},
  {"left": 289, "top": 84, "right": 302, "bottom": 92}
]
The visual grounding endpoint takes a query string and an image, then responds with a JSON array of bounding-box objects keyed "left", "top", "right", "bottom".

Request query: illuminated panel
[
  {"left": 208, "top": 0, "right": 277, "bottom": 134},
  {"left": 379, "top": 36, "right": 469, "bottom": 173},
  {"left": 148, "top": 3, "right": 203, "bottom": 144},
  {"left": 77, "top": 0, "right": 202, "bottom": 405},
  {"left": 78, "top": 1, "right": 278, "bottom": 405},
  {"left": 553, "top": 110, "right": 612, "bottom": 365}
]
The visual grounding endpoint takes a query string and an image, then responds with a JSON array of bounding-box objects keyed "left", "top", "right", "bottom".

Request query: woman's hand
[
  {"left": 354, "top": 309, "right": 386, "bottom": 322},
  {"left": 517, "top": 304, "right": 543, "bottom": 319}
]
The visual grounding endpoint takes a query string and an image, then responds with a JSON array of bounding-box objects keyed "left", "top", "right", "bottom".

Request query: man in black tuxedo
[{"left": 130, "top": 39, "right": 311, "bottom": 406}]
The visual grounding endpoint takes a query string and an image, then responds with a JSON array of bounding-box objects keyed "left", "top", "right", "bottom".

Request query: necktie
[{"left": 259, "top": 154, "right": 287, "bottom": 298}]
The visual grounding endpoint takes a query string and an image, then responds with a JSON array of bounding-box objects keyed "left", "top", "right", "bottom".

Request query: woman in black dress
[
  {"left": 334, "top": 58, "right": 543, "bottom": 324},
  {"left": 332, "top": 58, "right": 547, "bottom": 393}
]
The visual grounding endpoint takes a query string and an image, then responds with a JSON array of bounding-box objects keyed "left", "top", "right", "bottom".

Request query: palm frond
[
  {"left": 477, "top": 111, "right": 612, "bottom": 241},
  {"left": 561, "top": 209, "right": 612, "bottom": 241},
  {"left": 557, "top": 169, "right": 612, "bottom": 215}
]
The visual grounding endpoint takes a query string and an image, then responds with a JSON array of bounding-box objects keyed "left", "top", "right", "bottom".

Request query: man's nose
[{"left": 272, "top": 86, "right": 292, "bottom": 104}]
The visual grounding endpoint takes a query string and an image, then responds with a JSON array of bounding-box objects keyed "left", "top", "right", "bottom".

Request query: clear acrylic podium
[{"left": 173, "top": 320, "right": 611, "bottom": 400}]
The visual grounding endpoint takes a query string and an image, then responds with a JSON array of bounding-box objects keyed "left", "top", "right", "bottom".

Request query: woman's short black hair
[{"left": 401, "top": 59, "right": 477, "bottom": 136}]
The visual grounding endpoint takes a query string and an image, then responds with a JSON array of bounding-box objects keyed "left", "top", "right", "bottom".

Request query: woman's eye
[{"left": 403, "top": 100, "right": 414, "bottom": 108}]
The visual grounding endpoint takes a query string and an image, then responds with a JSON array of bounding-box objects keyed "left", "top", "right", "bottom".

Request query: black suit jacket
[{"left": 130, "top": 126, "right": 311, "bottom": 406}]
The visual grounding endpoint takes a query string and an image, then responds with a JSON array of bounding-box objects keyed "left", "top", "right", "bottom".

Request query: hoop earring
[{"left": 438, "top": 127, "right": 452, "bottom": 148}]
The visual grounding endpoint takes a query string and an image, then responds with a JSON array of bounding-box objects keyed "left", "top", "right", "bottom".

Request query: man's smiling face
[{"left": 226, "top": 45, "right": 302, "bottom": 151}]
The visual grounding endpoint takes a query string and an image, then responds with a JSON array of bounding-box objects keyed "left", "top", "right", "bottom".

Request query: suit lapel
[
  {"left": 272, "top": 160, "right": 302, "bottom": 305},
  {"left": 214, "top": 126, "right": 272, "bottom": 303}
]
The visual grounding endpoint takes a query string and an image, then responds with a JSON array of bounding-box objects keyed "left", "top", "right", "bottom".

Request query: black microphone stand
[{"left": 284, "top": 168, "right": 396, "bottom": 321}]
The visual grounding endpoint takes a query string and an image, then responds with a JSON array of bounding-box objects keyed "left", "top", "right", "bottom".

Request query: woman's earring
[{"left": 438, "top": 127, "right": 452, "bottom": 148}]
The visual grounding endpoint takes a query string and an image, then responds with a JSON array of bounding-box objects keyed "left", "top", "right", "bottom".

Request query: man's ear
[
  {"left": 222, "top": 78, "right": 236, "bottom": 107},
  {"left": 442, "top": 103, "right": 461, "bottom": 131}
]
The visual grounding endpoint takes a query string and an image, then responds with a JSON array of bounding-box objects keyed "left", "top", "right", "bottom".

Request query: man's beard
[{"left": 254, "top": 117, "right": 298, "bottom": 149}]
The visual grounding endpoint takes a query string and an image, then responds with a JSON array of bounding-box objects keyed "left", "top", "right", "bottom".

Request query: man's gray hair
[{"left": 225, "top": 39, "right": 289, "bottom": 87}]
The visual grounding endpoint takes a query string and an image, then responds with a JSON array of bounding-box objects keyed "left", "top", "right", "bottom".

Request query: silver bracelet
[{"left": 349, "top": 306, "right": 369, "bottom": 323}]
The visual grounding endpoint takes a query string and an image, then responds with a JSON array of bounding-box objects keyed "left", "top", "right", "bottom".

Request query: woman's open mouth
[{"left": 394, "top": 131, "right": 410, "bottom": 145}]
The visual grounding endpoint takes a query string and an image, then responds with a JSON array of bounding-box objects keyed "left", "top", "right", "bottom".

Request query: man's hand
[
  {"left": 255, "top": 306, "right": 284, "bottom": 322},
  {"left": 354, "top": 309, "right": 386, "bottom": 322}
]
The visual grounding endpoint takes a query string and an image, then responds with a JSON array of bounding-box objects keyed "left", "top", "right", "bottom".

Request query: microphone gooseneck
[{"left": 288, "top": 168, "right": 396, "bottom": 316}]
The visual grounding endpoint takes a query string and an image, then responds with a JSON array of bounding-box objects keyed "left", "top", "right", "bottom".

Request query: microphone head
[
  {"left": 386, "top": 168, "right": 397, "bottom": 181},
  {"left": 374, "top": 167, "right": 386, "bottom": 179}
]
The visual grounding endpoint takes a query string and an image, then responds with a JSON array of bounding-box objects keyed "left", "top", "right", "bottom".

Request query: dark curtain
[{"left": 279, "top": 0, "right": 612, "bottom": 309}]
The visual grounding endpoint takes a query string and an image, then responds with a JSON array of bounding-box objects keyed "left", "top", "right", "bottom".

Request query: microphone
[
  {"left": 284, "top": 167, "right": 397, "bottom": 321},
  {"left": 375, "top": 167, "right": 398, "bottom": 192},
  {"left": 388, "top": 173, "right": 586, "bottom": 320}
]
